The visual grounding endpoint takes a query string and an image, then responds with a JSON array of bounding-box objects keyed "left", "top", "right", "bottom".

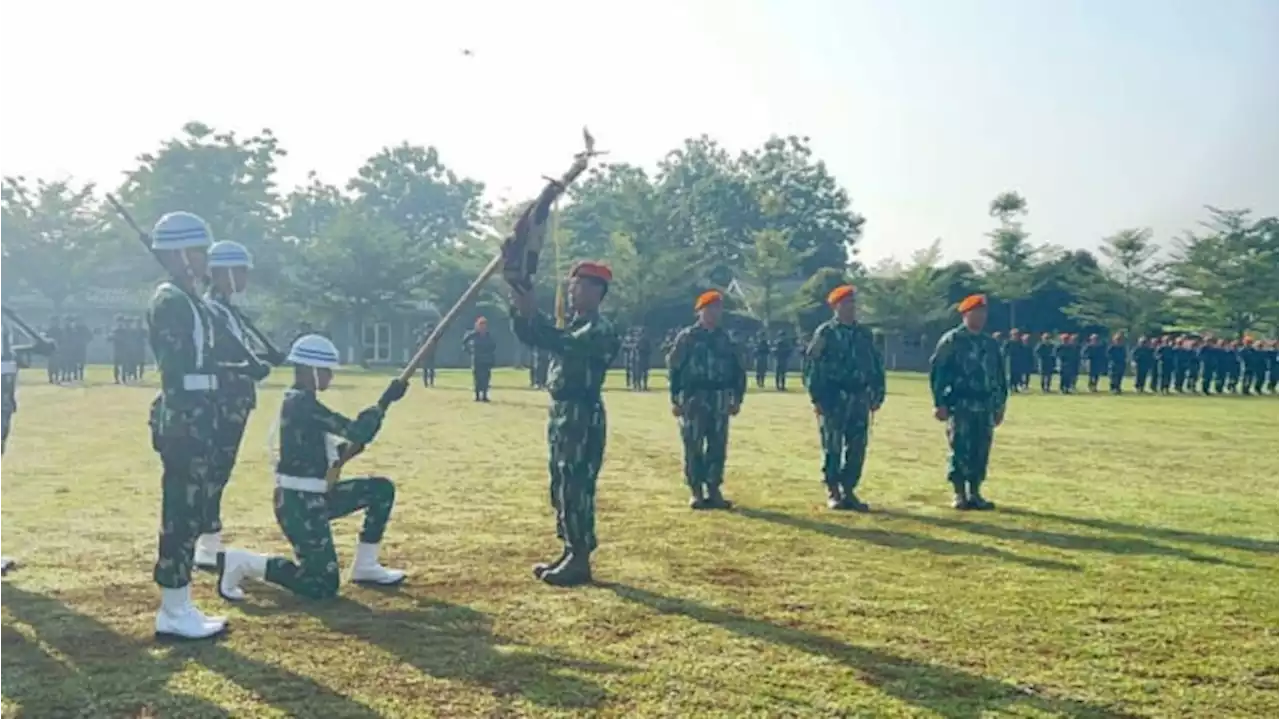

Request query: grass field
[{"left": 1, "top": 366, "right": 1276, "bottom": 718}]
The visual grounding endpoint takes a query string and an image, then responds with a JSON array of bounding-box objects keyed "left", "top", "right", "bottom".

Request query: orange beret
[
  {"left": 1060, "top": 333, "right": 1070, "bottom": 340},
  {"left": 570, "top": 260, "right": 613, "bottom": 283},
  {"left": 694, "top": 290, "right": 723, "bottom": 311},
  {"left": 956, "top": 294, "right": 986, "bottom": 313},
  {"left": 827, "top": 285, "right": 856, "bottom": 307}
]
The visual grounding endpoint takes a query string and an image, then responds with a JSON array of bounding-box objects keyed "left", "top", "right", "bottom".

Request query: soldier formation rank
[
  {"left": 929, "top": 294, "right": 1008, "bottom": 511},
  {"left": 218, "top": 334, "right": 408, "bottom": 603},
  {"left": 666, "top": 290, "right": 747, "bottom": 510},
  {"left": 804, "top": 285, "right": 886, "bottom": 511},
  {"left": 510, "top": 261, "right": 620, "bottom": 587},
  {"left": 461, "top": 317, "right": 497, "bottom": 402}
]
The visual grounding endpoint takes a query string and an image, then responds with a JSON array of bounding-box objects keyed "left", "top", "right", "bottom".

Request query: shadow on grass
[
  {"left": 600, "top": 581, "right": 1139, "bottom": 719},
  {"left": 1, "top": 585, "right": 382, "bottom": 719},
  {"left": 237, "top": 586, "right": 623, "bottom": 711},
  {"left": 878, "top": 509, "right": 1254, "bottom": 568},
  {"left": 733, "top": 507, "right": 1080, "bottom": 573},
  {"left": 998, "top": 506, "right": 1278, "bottom": 555}
]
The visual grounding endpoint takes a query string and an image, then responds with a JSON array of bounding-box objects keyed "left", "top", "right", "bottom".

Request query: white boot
[
  {"left": 1, "top": 556, "right": 15, "bottom": 576},
  {"left": 155, "top": 585, "right": 227, "bottom": 640},
  {"left": 193, "top": 533, "right": 222, "bottom": 570},
  {"left": 218, "top": 549, "right": 267, "bottom": 602},
  {"left": 349, "top": 542, "right": 406, "bottom": 585}
]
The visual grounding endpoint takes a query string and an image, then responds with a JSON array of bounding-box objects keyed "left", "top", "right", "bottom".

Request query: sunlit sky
[{"left": 1, "top": 0, "right": 1275, "bottom": 264}]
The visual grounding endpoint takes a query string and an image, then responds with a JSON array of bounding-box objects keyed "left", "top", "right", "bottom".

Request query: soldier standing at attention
[
  {"left": 1266, "top": 340, "right": 1279, "bottom": 394},
  {"left": 196, "top": 240, "right": 281, "bottom": 570},
  {"left": 1223, "top": 340, "right": 1243, "bottom": 392},
  {"left": 621, "top": 329, "right": 636, "bottom": 390},
  {"left": 419, "top": 323, "right": 438, "bottom": 388},
  {"left": 930, "top": 294, "right": 1007, "bottom": 511},
  {"left": 146, "top": 211, "right": 265, "bottom": 640},
  {"left": 1198, "top": 338, "right": 1220, "bottom": 394},
  {"left": 667, "top": 291, "right": 746, "bottom": 510},
  {"left": 1035, "top": 332, "right": 1056, "bottom": 393},
  {"left": 1185, "top": 338, "right": 1202, "bottom": 391},
  {"left": 67, "top": 316, "right": 91, "bottom": 382},
  {"left": 1239, "top": 337, "right": 1261, "bottom": 396},
  {"left": 772, "top": 330, "right": 794, "bottom": 390},
  {"left": 1085, "top": 334, "right": 1107, "bottom": 392},
  {"left": 510, "top": 261, "right": 620, "bottom": 586},
  {"left": 1106, "top": 333, "right": 1127, "bottom": 394},
  {"left": 1132, "top": 336, "right": 1155, "bottom": 392},
  {"left": 1172, "top": 337, "right": 1192, "bottom": 393},
  {"left": 461, "top": 317, "right": 497, "bottom": 402},
  {"left": 1155, "top": 336, "right": 1175, "bottom": 393},
  {"left": 1016, "top": 331, "right": 1035, "bottom": 391},
  {"left": 804, "top": 285, "right": 885, "bottom": 511},
  {"left": 46, "top": 316, "right": 64, "bottom": 384},
  {"left": 110, "top": 315, "right": 129, "bottom": 384},
  {"left": 218, "top": 334, "right": 407, "bottom": 602},
  {"left": 1056, "top": 334, "right": 1081, "bottom": 393},
  {"left": 633, "top": 327, "right": 652, "bottom": 391},
  {"left": 752, "top": 330, "right": 771, "bottom": 389}
]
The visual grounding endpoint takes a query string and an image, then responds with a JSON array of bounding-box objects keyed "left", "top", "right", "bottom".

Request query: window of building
[{"left": 362, "top": 321, "right": 391, "bottom": 363}]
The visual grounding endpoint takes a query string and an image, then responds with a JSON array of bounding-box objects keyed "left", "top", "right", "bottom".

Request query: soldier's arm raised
[{"left": 512, "top": 309, "right": 617, "bottom": 361}]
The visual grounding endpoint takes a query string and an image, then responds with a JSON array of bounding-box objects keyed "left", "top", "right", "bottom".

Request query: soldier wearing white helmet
[
  {"left": 218, "top": 334, "right": 408, "bottom": 602},
  {"left": 192, "top": 240, "right": 281, "bottom": 570},
  {"left": 146, "top": 211, "right": 237, "bottom": 640}
]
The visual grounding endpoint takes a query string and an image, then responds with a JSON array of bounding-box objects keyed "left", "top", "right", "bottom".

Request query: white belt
[
  {"left": 276, "top": 474, "right": 328, "bottom": 493},
  {"left": 183, "top": 374, "right": 219, "bottom": 391},
  {"left": 0, "top": 361, "right": 16, "bottom": 375}
]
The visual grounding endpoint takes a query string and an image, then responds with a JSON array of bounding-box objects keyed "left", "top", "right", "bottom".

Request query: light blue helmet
[
  {"left": 207, "top": 240, "right": 253, "bottom": 269},
  {"left": 287, "top": 334, "right": 340, "bottom": 369},
  {"left": 151, "top": 211, "right": 213, "bottom": 250}
]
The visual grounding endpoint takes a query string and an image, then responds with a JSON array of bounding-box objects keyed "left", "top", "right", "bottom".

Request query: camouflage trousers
[
  {"left": 754, "top": 356, "right": 769, "bottom": 387},
  {"left": 264, "top": 477, "right": 396, "bottom": 600},
  {"left": 547, "top": 399, "right": 606, "bottom": 553},
  {"left": 205, "top": 403, "right": 251, "bottom": 535},
  {"left": 817, "top": 392, "right": 870, "bottom": 491},
  {"left": 473, "top": 365, "right": 492, "bottom": 396},
  {"left": 1108, "top": 366, "right": 1125, "bottom": 392},
  {"left": 677, "top": 392, "right": 732, "bottom": 490},
  {"left": 774, "top": 362, "right": 788, "bottom": 390},
  {"left": 154, "top": 433, "right": 216, "bottom": 589},
  {"left": 946, "top": 408, "right": 996, "bottom": 494}
]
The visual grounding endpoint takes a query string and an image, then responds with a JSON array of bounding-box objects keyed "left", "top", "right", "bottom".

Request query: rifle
[
  {"left": 104, "top": 194, "right": 283, "bottom": 365},
  {"left": 325, "top": 130, "right": 605, "bottom": 484}
]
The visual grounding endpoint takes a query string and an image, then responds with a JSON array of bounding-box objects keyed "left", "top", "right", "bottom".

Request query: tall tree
[
  {"left": 979, "top": 191, "right": 1043, "bottom": 329},
  {"left": 1, "top": 177, "right": 106, "bottom": 308},
  {"left": 988, "top": 191, "right": 1028, "bottom": 224},
  {"left": 862, "top": 239, "right": 954, "bottom": 339},
  {"left": 1064, "top": 228, "right": 1168, "bottom": 336},
  {"left": 740, "top": 228, "right": 805, "bottom": 326},
  {"left": 347, "top": 143, "right": 487, "bottom": 250},
  {"left": 1167, "top": 208, "right": 1279, "bottom": 338}
]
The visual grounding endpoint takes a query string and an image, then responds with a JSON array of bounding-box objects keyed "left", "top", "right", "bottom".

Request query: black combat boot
[
  {"left": 689, "top": 484, "right": 707, "bottom": 510},
  {"left": 967, "top": 484, "right": 995, "bottom": 511},
  {"left": 540, "top": 550, "right": 592, "bottom": 586},
  {"left": 951, "top": 483, "right": 971, "bottom": 510},
  {"left": 842, "top": 485, "right": 869, "bottom": 512},
  {"left": 825, "top": 483, "right": 842, "bottom": 510},
  {"left": 704, "top": 484, "right": 733, "bottom": 510},
  {"left": 533, "top": 547, "right": 569, "bottom": 580}
]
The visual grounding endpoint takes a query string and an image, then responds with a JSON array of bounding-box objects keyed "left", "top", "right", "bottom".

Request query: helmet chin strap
[
  {"left": 230, "top": 271, "right": 242, "bottom": 295},
  {"left": 311, "top": 367, "right": 319, "bottom": 390}
]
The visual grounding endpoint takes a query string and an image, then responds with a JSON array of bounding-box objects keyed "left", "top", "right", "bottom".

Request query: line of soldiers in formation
[
  {"left": 995, "top": 331, "right": 1280, "bottom": 396},
  {"left": 28, "top": 314, "right": 150, "bottom": 384}
]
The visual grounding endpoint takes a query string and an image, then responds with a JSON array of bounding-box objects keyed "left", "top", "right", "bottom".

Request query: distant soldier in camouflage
[
  {"left": 930, "top": 294, "right": 1007, "bottom": 510},
  {"left": 2, "top": 315, "right": 55, "bottom": 576},
  {"left": 621, "top": 329, "right": 637, "bottom": 389},
  {"left": 667, "top": 291, "right": 746, "bottom": 510},
  {"left": 510, "top": 261, "right": 620, "bottom": 586},
  {"left": 772, "top": 329, "right": 794, "bottom": 390},
  {"left": 418, "top": 323, "right": 438, "bottom": 387},
  {"left": 1197, "top": 338, "right": 1219, "bottom": 394},
  {"left": 128, "top": 316, "right": 148, "bottom": 381},
  {"left": 1223, "top": 340, "right": 1243, "bottom": 392},
  {"left": 632, "top": 327, "right": 652, "bottom": 391},
  {"left": 65, "top": 316, "right": 91, "bottom": 382},
  {"left": 461, "top": 317, "right": 497, "bottom": 402},
  {"left": 1266, "top": 340, "right": 1279, "bottom": 394},
  {"left": 804, "top": 285, "right": 885, "bottom": 511},
  {"left": 1240, "top": 337, "right": 1263, "bottom": 396},
  {"left": 1035, "top": 332, "right": 1056, "bottom": 393},
  {"left": 752, "top": 330, "right": 771, "bottom": 389},
  {"left": 1084, "top": 334, "right": 1107, "bottom": 392},
  {"left": 218, "top": 334, "right": 408, "bottom": 602},
  {"left": 110, "top": 314, "right": 130, "bottom": 383},
  {"left": 147, "top": 212, "right": 264, "bottom": 640},
  {"left": 1186, "top": 337, "right": 1203, "bottom": 390},
  {"left": 1155, "top": 336, "right": 1176, "bottom": 393},
  {"left": 1056, "top": 334, "right": 1082, "bottom": 393},
  {"left": 1106, "top": 333, "right": 1127, "bottom": 393},
  {"left": 195, "top": 241, "right": 282, "bottom": 570},
  {"left": 46, "top": 316, "right": 64, "bottom": 384}
]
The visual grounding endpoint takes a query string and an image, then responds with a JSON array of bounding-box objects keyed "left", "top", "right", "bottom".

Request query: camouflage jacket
[
  {"left": 148, "top": 282, "right": 220, "bottom": 412},
  {"left": 1106, "top": 344, "right": 1127, "bottom": 368},
  {"left": 511, "top": 309, "right": 620, "bottom": 403},
  {"left": 1133, "top": 345, "right": 1155, "bottom": 367},
  {"left": 205, "top": 291, "right": 258, "bottom": 411},
  {"left": 666, "top": 325, "right": 748, "bottom": 405},
  {"left": 929, "top": 325, "right": 1008, "bottom": 415},
  {"left": 461, "top": 330, "right": 498, "bottom": 367},
  {"left": 804, "top": 319, "right": 885, "bottom": 408},
  {"left": 275, "top": 388, "right": 381, "bottom": 479}
]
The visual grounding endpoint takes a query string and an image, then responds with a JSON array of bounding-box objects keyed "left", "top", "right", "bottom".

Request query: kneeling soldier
[{"left": 218, "top": 334, "right": 407, "bottom": 601}]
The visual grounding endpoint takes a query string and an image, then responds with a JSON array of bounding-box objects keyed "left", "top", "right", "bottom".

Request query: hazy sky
[{"left": 1, "top": 0, "right": 1275, "bottom": 264}]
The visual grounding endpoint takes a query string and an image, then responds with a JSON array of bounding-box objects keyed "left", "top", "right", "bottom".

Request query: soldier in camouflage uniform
[
  {"left": 930, "top": 294, "right": 1007, "bottom": 511},
  {"left": 632, "top": 327, "right": 652, "bottom": 391},
  {"left": 621, "top": 329, "right": 636, "bottom": 389},
  {"left": 2, "top": 318, "right": 55, "bottom": 576},
  {"left": 45, "top": 316, "right": 64, "bottom": 384},
  {"left": 218, "top": 334, "right": 407, "bottom": 602},
  {"left": 510, "top": 261, "right": 620, "bottom": 587},
  {"left": 752, "top": 330, "right": 771, "bottom": 389},
  {"left": 1085, "top": 334, "right": 1107, "bottom": 392},
  {"left": 195, "top": 241, "right": 283, "bottom": 570},
  {"left": 772, "top": 330, "right": 794, "bottom": 390},
  {"left": 146, "top": 212, "right": 266, "bottom": 640},
  {"left": 804, "top": 285, "right": 885, "bottom": 511},
  {"left": 419, "top": 323, "right": 438, "bottom": 387},
  {"left": 461, "top": 317, "right": 497, "bottom": 402},
  {"left": 1106, "top": 333, "right": 1127, "bottom": 393},
  {"left": 1035, "top": 332, "right": 1056, "bottom": 393},
  {"left": 1132, "top": 336, "right": 1155, "bottom": 392},
  {"left": 667, "top": 291, "right": 746, "bottom": 510}
]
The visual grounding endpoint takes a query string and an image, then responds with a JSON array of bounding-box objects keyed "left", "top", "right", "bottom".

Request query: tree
[
  {"left": 740, "top": 228, "right": 805, "bottom": 327},
  {"left": 979, "top": 191, "right": 1044, "bottom": 329},
  {"left": 862, "top": 239, "right": 954, "bottom": 338},
  {"left": 1064, "top": 228, "right": 1167, "bottom": 336},
  {"left": 1167, "top": 208, "right": 1279, "bottom": 338},
  {"left": 347, "top": 143, "right": 487, "bottom": 250},
  {"left": 988, "top": 191, "right": 1028, "bottom": 224},
  {"left": 1, "top": 177, "right": 106, "bottom": 308}
]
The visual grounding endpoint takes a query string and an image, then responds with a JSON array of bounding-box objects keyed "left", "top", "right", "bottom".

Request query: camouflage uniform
[
  {"left": 1106, "top": 339, "right": 1127, "bottom": 393},
  {"left": 752, "top": 332, "right": 771, "bottom": 388},
  {"left": 418, "top": 324, "right": 437, "bottom": 387},
  {"left": 1133, "top": 339, "right": 1155, "bottom": 392},
  {"left": 632, "top": 329, "right": 652, "bottom": 391},
  {"left": 461, "top": 328, "right": 497, "bottom": 401},
  {"left": 148, "top": 282, "right": 222, "bottom": 590},
  {"left": 667, "top": 324, "right": 747, "bottom": 507},
  {"left": 1034, "top": 337, "right": 1056, "bottom": 392},
  {"left": 1085, "top": 339, "right": 1107, "bottom": 392},
  {"left": 511, "top": 306, "right": 620, "bottom": 578},
  {"left": 772, "top": 332, "right": 794, "bottom": 390},
  {"left": 804, "top": 318, "right": 885, "bottom": 509},
  {"left": 930, "top": 324, "right": 1008, "bottom": 509},
  {"left": 265, "top": 389, "right": 390, "bottom": 599}
]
